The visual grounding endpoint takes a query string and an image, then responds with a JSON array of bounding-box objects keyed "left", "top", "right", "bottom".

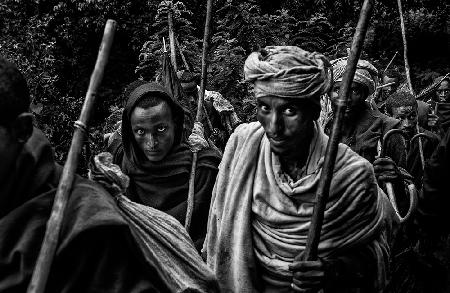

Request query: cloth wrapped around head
[
  {"left": 332, "top": 57, "right": 378, "bottom": 95},
  {"left": 244, "top": 46, "right": 332, "bottom": 107}
]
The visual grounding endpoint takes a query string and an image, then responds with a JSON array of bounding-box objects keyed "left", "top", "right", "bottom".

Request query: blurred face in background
[
  {"left": 391, "top": 105, "right": 418, "bottom": 139},
  {"left": 331, "top": 81, "right": 368, "bottom": 121},
  {"left": 436, "top": 80, "right": 450, "bottom": 103},
  {"left": 381, "top": 75, "right": 398, "bottom": 97}
]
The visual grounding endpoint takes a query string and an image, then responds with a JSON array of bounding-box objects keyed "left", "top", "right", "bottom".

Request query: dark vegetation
[{"left": 0, "top": 0, "right": 448, "bottom": 163}]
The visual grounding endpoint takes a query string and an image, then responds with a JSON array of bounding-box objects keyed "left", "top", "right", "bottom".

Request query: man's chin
[
  {"left": 269, "top": 144, "right": 291, "bottom": 157},
  {"left": 144, "top": 152, "right": 167, "bottom": 162}
]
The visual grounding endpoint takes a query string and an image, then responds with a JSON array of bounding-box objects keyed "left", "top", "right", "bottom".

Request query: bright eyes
[
  {"left": 135, "top": 125, "right": 167, "bottom": 136},
  {"left": 156, "top": 125, "right": 167, "bottom": 133},
  {"left": 258, "top": 104, "right": 296, "bottom": 115}
]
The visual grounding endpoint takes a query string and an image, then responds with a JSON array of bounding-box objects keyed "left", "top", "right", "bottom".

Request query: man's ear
[{"left": 12, "top": 113, "right": 33, "bottom": 144}]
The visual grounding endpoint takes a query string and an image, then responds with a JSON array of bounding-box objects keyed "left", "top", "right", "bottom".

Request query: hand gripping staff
[
  {"left": 27, "top": 20, "right": 117, "bottom": 293},
  {"left": 298, "top": 0, "right": 375, "bottom": 262}
]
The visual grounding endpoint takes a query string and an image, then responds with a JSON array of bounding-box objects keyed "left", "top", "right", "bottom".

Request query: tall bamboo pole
[
  {"left": 27, "top": 20, "right": 117, "bottom": 293},
  {"left": 168, "top": 1, "right": 177, "bottom": 73},
  {"left": 300, "top": 0, "right": 375, "bottom": 261},
  {"left": 185, "top": 0, "right": 213, "bottom": 231}
]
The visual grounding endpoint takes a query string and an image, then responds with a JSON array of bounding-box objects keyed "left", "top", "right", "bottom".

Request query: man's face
[
  {"left": 436, "top": 80, "right": 450, "bottom": 103},
  {"left": 331, "top": 81, "right": 367, "bottom": 120},
  {"left": 391, "top": 105, "right": 418, "bottom": 138},
  {"left": 130, "top": 101, "right": 176, "bottom": 162},
  {"left": 382, "top": 75, "right": 398, "bottom": 96},
  {"left": 256, "top": 96, "right": 314, "bottom": 159}
]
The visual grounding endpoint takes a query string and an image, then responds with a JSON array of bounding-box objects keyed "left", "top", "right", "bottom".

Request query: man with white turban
[
  {"left": 203, "top": 46, "right": 393, "bottom": 292},
  {"left": 325, "top": 57, "right": 412, "bottom": 197}
]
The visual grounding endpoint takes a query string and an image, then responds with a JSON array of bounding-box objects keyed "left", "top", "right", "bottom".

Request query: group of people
[{"left": 0, "top": 44, "right": 449, "bottom": 293}]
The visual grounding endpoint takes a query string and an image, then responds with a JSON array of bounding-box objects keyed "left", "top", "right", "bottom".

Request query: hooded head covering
[
  {"left": 117, "top": 82, "right": 220, "bottom": 232},
  {"left": 244, "top": 46, "right": 332, "bottom": 107},
  {"left": 121, "top": 82, "right": 185, "bottom": 164},
  {"left": 332, "top": 57, "right": 378, "bottom": 95}
]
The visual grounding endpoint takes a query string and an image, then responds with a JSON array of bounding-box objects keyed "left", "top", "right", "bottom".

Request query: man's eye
[
  {"left": 283, "top": 107, "right": 296, "bottom": 115},
  {"left": 259, "top": 104, "right": 270, "bottom": 112},
  {"left": 136, "top": 129, "right": 145, "bottom": 136},
  {"left": 157, "top": 126, "right": 167, "bottom": 133}
]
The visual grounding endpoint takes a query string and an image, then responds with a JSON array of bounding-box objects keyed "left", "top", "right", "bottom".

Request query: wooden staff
[
  {"left": 168, "top": 1, "right": 177, "bottom": 72},
  {"left": 300, "top": 0, "right": 375, "bottom": 261},
  {"left": 27, "top": 19, "right": 117, "bottom": 293},
  {"left": 397, "top": 0, "right": 425, "bottom": 169},
  {"left": 381, "top": 51, "right": 398, "bottom": 76},
  {"left": 397, "top": 0, "right": 414, "bottom": 96},
  {"left": 176, "top": 36, "right": 191, "bottom": 71},
  {"left": 185, "top": 0, "right": 213, "bottom": 231}
]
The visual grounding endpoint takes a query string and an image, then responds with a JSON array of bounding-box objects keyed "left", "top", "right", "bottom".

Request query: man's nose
[
  {"left": 146, "top": 134, "right": 158, "bottom": 148},
  {"left": 403, "top": 119, "right": 413, "bottom": 128},
  {"left": 266, "top": 113, "right": 282, "bottom": 136}
]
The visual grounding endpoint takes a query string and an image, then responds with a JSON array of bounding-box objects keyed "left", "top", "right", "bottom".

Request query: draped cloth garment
[
  {"left": 0, "top": 128, "right": 171, "bottom": 292},
  {"left": 204, "top": 122, "right": 395, "bottom": 292},
  {"left": 108, "top": 82, "right": 221, "bottom": 247}
]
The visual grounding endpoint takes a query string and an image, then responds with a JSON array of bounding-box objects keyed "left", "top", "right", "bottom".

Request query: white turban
[{"left": 244, "top": 46, "right": 332, "bottom": 107}]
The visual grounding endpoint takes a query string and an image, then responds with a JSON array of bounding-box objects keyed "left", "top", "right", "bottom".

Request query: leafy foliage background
[{"left": 0, "top": 0, "right": 448, "bottom": 164}]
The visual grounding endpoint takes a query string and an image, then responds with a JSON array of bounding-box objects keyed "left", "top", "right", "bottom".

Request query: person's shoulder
[
  {"left": 379, "top": 112, "right": 401, "bottom": 129},
  {"left": 233, "top": 122, "right": 263, "bottom": 139},
  {"left": 336, "top": 142, "right": 374, "bottom": 177}
]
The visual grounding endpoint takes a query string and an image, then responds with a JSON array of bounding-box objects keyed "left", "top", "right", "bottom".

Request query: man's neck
[{"left": 278, "top": 131, "right": 313, "bottom": 182}]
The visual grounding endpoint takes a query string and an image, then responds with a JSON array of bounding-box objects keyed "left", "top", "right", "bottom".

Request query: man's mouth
[
  {"left": 268, "top": 136, "right": 287, "bottom": 147},
  {"left": 145, "top": 149, "right": 160, "bottom": 155}
]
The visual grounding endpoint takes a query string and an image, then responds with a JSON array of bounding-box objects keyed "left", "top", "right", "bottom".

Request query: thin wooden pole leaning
[
  {"left": 397, "top": 0, "right": 414, "bottom": 96},
  {"left": 300, "top": 0, "right": 375, "bottom": 261},
  {"left": 382, "top": 51, "right": 398, "bottom": 76},
  {"left": 176, "top": 36, "right": 191, "bottom": 71},
  {"left": 185, "top": 0, "right": 213, "bottom": 231},
  {"left": 168, "top": 2, "right": 177, "bottom": 73},
  {"left": 397, "top": 0, "right": 425, "bottom": 169},
  {"left": 26, "top": 19, "right": 117, "bottom": 293}
]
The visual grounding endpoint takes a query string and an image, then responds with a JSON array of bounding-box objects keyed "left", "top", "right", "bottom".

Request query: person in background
[
  {"left": 385, "top": 91, "right": 440, "bottom": 188},
  {"left": 177, "top": 70, "right": 241, "bottom": 150},
  {"left": 326, "top": 58, "right": 413, "bottom": 198},
  {"left": 106, "top": 81, "right": 221, "bottom": 250}
]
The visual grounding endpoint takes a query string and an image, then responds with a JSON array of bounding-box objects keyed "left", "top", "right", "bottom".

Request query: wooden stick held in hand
[
  {"left": 27, "top": 19, "right": 117, "bottom": 293},
  {"left": 185, "top": 0, "right": 213, "bottom": 231},
  {"left": 300, "top": 0, "right": 375, "bottom": 261}
]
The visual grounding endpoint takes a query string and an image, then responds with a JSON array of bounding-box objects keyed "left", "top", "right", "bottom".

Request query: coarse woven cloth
[
  {"left": 203, "top": 121, "right": 396, "bottom": 292},
  {"left": 89, "top": 152, "right": 220, "bottom": 293},
  {"left": 244, "top": 46, "right": 332, "bottom": 106},
  {"left": 332, "top": 57, "right": 378, "bottom": 95}
]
